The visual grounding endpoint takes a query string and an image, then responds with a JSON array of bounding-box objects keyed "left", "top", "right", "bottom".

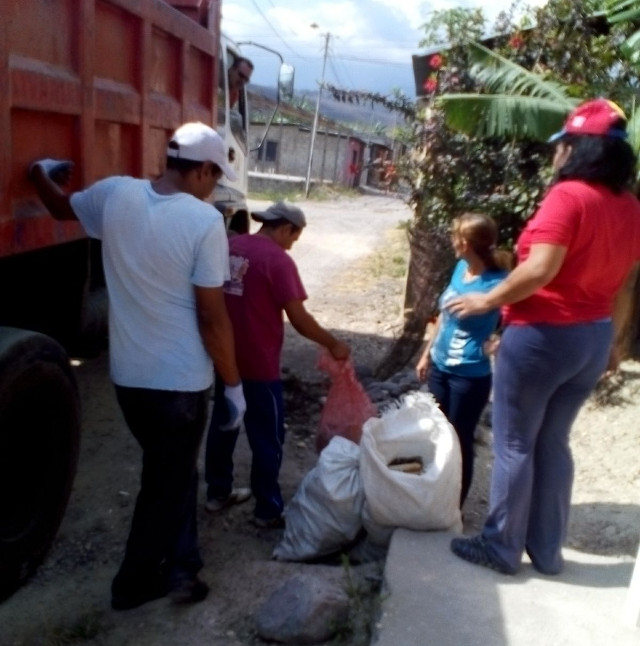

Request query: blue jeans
[
  {"left": 205, "top": 377, "right": 285, "bottom": 521},
  {"left": 427, "top": 364, "right": 492, "bottom": 505},
  {"left": 483, "top": 321, "right": 612, "bottom": 573},
  {"left": 112, "top": 386, "right": 209, "bottom": 593}
]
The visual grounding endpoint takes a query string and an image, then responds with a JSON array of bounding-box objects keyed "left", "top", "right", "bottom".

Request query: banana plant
[
  {"left": 436, "top": 4, "right": 640, "bottom": 149},
  {"left": 607, "top": 0, "right": 640, "bottom": 150},
  {"left": 435, "top": 41, "right": 577, "bottom": 142}
]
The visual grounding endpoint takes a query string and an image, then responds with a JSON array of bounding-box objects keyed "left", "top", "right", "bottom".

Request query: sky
[{"left": 221, "top": 0, "right": 548, "bottom": 98}]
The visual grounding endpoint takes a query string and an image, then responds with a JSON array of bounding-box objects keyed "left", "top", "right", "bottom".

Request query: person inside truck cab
[
  {"left": 228, "top": 56, "right": 253, "bottom": 108},
  {"left": 29, "top": 122, "right": 246, "bottom": 611}
]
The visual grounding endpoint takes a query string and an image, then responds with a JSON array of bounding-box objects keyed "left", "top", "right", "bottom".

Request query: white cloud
[
  {"left": 371, "top": 0, "right": 430, "bottom": 28},
  {"left": 222, "top": 0, "right": 549, "bottom": 95}
]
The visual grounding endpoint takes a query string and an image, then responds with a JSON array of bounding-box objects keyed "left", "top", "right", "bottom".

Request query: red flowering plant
[
  {"left": 508, "top": 33, "right": 524, "bottom": 49},
  {"left": 421, "top": 53, "right": 446, "bottom": 94},
  {"left": 429, "top": 53, "right": 443, "bottom": 69},
  {"left": 423, "top": 76, "right": 438, "bottom": 93}
]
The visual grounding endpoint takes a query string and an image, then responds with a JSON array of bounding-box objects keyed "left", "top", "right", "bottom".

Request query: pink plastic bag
[{"left": 315, "top": 350, "right": 378, "bottom": 453}]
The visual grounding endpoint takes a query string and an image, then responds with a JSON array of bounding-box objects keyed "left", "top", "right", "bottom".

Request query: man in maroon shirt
[{"left": 205, "top": 202, "right": 350, "bottom": 527}]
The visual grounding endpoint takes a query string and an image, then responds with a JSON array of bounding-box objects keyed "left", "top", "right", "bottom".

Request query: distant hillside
[{"left": 249, "top": 84, "right": 403, "bottom": 131}]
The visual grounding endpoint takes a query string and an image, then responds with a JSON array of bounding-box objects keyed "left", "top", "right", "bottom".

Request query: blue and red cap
[{"left": 548, "top": 98, "right": 628, "bottom": 142}]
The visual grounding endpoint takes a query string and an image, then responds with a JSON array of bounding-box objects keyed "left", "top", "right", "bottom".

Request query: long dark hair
[
  {"left": 553, "top": 133, "right": 637, "bottom": 194},
  {"left": 453, "top": 213, "right": 512, "bottom": 272}
]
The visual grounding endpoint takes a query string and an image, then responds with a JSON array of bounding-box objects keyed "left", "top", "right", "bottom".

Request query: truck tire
[{"left": 0, "top": 328, "right": 80, "bottom": 602}]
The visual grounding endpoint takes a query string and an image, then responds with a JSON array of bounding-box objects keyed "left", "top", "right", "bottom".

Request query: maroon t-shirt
[
  {"left": 504, "top": 181, "right": 640, "bottom": 325},
  {"left": 224, "top": 234, "right": 307, "bottom": 380}
]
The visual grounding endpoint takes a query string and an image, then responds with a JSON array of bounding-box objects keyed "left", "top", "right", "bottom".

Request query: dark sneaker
[
  {"left": 205, "top": 487, "right": 251, "bottom": 513},
  {"left": 251, "top": 515, "right": 285, "bottom": 529},
  {"left": 450, "top": 535, "right": 516, "bottom": 575},
  {"left": 111, "top": 578, "right": 171, "bottom": 611},
  {"left": 169, "top": 576, "right": 210, "bottom": 604},
  {"left": 526, "top": 548, "right": 563, "bottom": 575}
]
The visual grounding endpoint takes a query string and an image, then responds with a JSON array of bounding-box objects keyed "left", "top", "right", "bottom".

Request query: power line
[
  {"left": 228, "top": 3, "right": 415, "bottom": 70},
  {"left": 328, "top": 40, "right": 356, "bottom": 88},
  {"left": 327, "top": 56, "right": 343, "bottom": 87},
  {"left": 332, "top": 55, "right": 410, "bottom": 66},
  {"left": 223, "top": 25, "right": 421, "bottom": 49},
  {"left": 305, "top": 31, "right": 330, "bottom": 197},
  {"left": 227, "top": 46, "right": 411, "bottom": 68},
  {"left": 248, "top": 0, "right": 304, "bottom": 59},
  {"left": 259, "top": 0, "right": 304, "bottom": 39},
  {"left": 325, "top": 39, "right": 344, "bottom": 87}
]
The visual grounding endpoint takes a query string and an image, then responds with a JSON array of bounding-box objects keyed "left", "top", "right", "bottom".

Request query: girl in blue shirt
[{"left": 416, "top": 213, "right": 511, "bottom": 506}]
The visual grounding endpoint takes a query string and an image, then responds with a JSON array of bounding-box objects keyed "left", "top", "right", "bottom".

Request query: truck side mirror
[{"left": 278, "top": 63, "right": 295, "bottom": 103}]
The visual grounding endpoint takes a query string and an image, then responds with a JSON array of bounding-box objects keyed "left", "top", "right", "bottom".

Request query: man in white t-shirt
[{"left": 30, "top": 123, "right": 246, "bottom": 610}]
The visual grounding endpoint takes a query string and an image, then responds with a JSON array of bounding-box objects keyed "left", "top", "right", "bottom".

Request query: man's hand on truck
[
  {"left": 29, "top": 158, "right": 74, "bottom": 186},
  {"left": 29, "top": 159, "right": 77, "bottom": 221}
]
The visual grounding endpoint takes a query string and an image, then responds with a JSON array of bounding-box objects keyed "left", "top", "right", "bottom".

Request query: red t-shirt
[
  {"left": 224, "top": 234, "right": 307, "bottom": 380},
  {"left": 504, "top": 181, "right": 640, "bottom": 325}
]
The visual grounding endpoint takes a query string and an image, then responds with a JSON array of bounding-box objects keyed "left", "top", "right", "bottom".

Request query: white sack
[
  {"left": 273, "top": 436, "right": 364, "bottom": 561},
  {"left": 361, "top": 501, "right": 394, "bottom": 548},
  {"left": 360, "top": 390, "right": 462, "bottom": 531}
]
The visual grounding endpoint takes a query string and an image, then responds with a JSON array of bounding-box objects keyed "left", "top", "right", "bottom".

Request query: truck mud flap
[{"left": 0, "top": 328, "right": 80, "bottom": 602}]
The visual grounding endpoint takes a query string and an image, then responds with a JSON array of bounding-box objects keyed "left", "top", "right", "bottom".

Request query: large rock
[{"left": 254, "top": 574, "right": 350, "bottom": 643}]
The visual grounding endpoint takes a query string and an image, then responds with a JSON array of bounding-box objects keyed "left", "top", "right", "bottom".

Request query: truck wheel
[{"left": 0, "top": 328, "right": 80, "bottom": 602}]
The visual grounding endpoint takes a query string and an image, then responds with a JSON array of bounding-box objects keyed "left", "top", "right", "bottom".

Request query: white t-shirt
[{"left": 70, "top": 177, "right": 229, "bottom": 391}]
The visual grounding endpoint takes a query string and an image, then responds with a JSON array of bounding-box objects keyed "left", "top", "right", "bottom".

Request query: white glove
[
  {"left": 219, "top": 383, "right": 246, "bottom": 431},
  {"left": 29, "top": 158, "right": 74, "bottom": 182}
]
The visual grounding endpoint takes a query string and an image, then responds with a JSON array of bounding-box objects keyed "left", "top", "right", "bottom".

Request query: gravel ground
[{"left": 1, "top": 192, "right": 638, "bottom": 646}]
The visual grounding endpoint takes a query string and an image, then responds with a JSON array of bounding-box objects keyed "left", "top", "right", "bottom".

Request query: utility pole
[{"left": 304, "top": 30, "right": 330, "bottom": 197}]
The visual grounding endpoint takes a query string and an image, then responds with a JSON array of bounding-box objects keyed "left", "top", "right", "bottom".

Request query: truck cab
[
  {"left": 213, "top": 35, "right": 253, "bottom": 233},
  {"left": 214, "top": 34, "right": 294, "bottom": 234}
]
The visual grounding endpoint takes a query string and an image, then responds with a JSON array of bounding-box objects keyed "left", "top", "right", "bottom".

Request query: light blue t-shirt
[
  {"left": 71, "top": 177, "right": 229, "bottom": 391},
  {"left": 430, "top": 259, "right": 507, "bottom": 377}
]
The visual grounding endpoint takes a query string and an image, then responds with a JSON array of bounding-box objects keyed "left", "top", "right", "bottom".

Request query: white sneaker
[{"left": 205, "top": 487, "right": 251, "bottom": 513}]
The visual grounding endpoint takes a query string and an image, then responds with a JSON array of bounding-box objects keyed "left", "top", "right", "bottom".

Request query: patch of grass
[
  {"left": 389, "top": 254, "right": 407, "bottom": 278},
  {"left": 307, "top": 185, "right": 361, "bottom": 201},
  {"left": 331, "top": 228, "right": 408, "bottom": 298},
  {"left": 249, "top": 185, "right": 361, "bottom": 204},
  {"left": 588, "top": 370, "right": 634, "bottom": 409},
  {"left": 249, "top": 189, "right": 303, "bottom": 203},
  {"left": 333, "top": 554, "right": 385, "bottom": 646},
  {"left": 46, "top": 611, "right": 104, "bottom": 646},
  {"left": 360, "top": 229, "right": 409, "bottom": 281}
]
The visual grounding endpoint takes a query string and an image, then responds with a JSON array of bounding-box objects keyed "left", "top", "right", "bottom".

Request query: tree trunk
[
  {"left": 614, "top": 266, "right": 640, "bottom": 360},
  {"left": 374, "top": 220, "right": 453, "bottom": 380}
]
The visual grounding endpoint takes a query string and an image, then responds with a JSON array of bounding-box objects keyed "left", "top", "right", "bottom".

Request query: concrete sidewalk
[{"left": 372, "top": 530, "right": 638, "bottom": 646}]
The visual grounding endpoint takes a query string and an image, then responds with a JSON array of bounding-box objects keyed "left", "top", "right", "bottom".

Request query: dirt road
[
  {"left": 0, "top": 193, "right": 412, "bottom": 646},
  {"left": 250, "top": 193, "right": 412, "bottom": 382}
]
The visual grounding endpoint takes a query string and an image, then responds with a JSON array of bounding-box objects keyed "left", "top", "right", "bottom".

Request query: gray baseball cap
[{"left": 251, "top": 201, "right": 306, "bottom": 228}]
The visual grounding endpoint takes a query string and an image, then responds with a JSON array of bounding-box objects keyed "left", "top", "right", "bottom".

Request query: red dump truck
[{"left": 0, "top": 0, "right": 292, "bottom": 601}]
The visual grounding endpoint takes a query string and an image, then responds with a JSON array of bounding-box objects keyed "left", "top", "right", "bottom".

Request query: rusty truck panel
[{"left": 1, "top": 0, "right": 221, "bottom": 258}]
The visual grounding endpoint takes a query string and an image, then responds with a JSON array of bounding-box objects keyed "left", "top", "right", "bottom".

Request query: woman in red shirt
[{"left": 446, "top": 98, "right": 640, "bottom": 575}]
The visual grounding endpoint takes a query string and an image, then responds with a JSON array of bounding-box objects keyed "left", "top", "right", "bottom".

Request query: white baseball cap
[{"left": 166, "top": 122, "right": 237, "bottom": 181}]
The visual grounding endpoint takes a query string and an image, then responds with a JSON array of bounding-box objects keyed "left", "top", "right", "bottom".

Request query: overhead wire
[
  {"left": 328, "top": 39, "right": 356, "bottom": 89},
  {"left": 248, "top": 0, "right": 307, "bottom": 59},
  {"left": 334, "top": 54, "right": 411, "bottom": 66},
  {"left": 325, "top": 38, "right": 343, "bottom": 87},
  {"left": 235, "top": 1, "right": 414, "bottom": 94}
]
